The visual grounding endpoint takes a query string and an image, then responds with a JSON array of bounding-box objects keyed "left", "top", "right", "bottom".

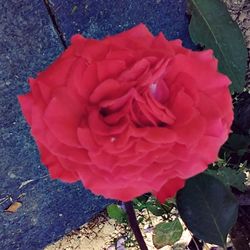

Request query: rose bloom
[{"left": 18, "top": 24, "right": 233, "bottom": 202}]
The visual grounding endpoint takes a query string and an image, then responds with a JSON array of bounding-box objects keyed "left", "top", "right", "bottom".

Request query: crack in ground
[{"left": 43, "top": 0, "right": 67, "bottom": 49}]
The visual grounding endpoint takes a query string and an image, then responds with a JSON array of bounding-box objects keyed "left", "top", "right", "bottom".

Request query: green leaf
[
  {"left": 133, "top": 194, "right": 151, "bottom": 211},
  {"left": 145, "top": 197, "right": 170, "bottom": 216},
  {"left": 133, "top": 199, "right": 147, "bottom": 211},
  {"left": 189, "top": 0, "right": 248, "bottom": 93},
  {"left": 107, "top": 204, "right": 127, "bottom": 223},
  {"left": 206, "top": 167, "right": 247, "bottom": 192},
  {"left": 153, "top": 219, "right": 183, "bottom": 248},
  {"left": 226, "top": 134, "right": 250, "bottom": 153},
  {"left": 147, "top": 203, "right": 166, "bottom": 216},
  {"left": 176, "top": 173, "right": 238, "bottom": 247},
  {"left": 137, "top": 193, "right": 151, "bottom": 203},
  {"left": 162, "top": 201, "right": 174, "bottom": 213}
]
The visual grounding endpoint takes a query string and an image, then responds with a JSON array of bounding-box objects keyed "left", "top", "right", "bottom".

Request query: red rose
[{"left": 18, "top": 24, "right": 233, "bottom": 202}]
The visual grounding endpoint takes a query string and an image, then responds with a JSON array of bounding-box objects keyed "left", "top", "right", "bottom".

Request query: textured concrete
[
  {"left": 49, "top": 0, "right": 195, "bottom": 48},
  {"left": 0, "top": 1, "right": 111, "bottom": 250},
  {"left": 0, "top": 0, "right": 194, "bottom": 249}
]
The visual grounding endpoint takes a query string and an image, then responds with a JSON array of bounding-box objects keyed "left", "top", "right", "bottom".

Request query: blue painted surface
[
  {"left": 0, "top": 1, "right": 111, "bottom": 250},
  {"left": 0, "top": 0, "right": 194, "bottom": 249},
  {"left": 51, "top": 0, "right": 195, "bottom": 48}
]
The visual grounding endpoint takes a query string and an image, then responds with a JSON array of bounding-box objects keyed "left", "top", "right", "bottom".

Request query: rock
[{"left": 0, "top": 1, "right": 111, "bottom": 250}]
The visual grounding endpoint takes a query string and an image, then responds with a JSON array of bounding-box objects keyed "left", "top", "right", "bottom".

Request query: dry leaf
[{"left": 4, "top": 201, "right": 22, "bottom": 213}]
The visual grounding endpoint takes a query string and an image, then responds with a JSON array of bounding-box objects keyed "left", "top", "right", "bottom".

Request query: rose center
[
  {"left": 149, "top": 82, "right": 157, "bottom": 96},
  {"left": 100, "top": 107, "right": 109, "bottom": 117},
  {"left": 149, "top": 79, "right": 169, "bottom": 104}
]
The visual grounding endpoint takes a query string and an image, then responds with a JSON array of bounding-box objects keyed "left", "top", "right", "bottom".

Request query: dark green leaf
[
  {"left": 176, "top": 173, "right": 238, "bottom": 247},
  {"left": 137, "top": 193, "right": 151, "bottom": 203},
  {"left": 153, "top": 219, "right": 183, "bottom": 248},
  {"left": 189, "top": 0, "right": 248, "bottom": 93},
  {"left": 206, "top": 167, "right": 247, "bottom": 192},
  {"left": 133, "top": 198, "right": 147, "bottom": 211},
  {"left": 226, "top": 134, "right": 250, "bottom": 153},
  {"left": 133, "top": 194, "right": 151, "bottom": 211},
  {"left": 107, "top": 204, "right": 127, "bottom": 223},
  {"left": 137, "top": 216, "right": 144, "bottom": 224},
  {"left": 147, "top": 204, "right": 166, "bottom": 216},
  {"left": 145, "top": 197, "right": 169, "bottom": 216},
  {"left": 162, "top": 201, "right": 174, "bottom": 213}
]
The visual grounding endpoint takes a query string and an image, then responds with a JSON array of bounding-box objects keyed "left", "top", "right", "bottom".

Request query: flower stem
[{"left": 124, "top": 201, "right": 148, "bottom": 250}]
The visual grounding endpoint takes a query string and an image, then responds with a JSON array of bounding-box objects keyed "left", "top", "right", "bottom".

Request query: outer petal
[
  {"left": 166, "top": 50, "right": 231, "bottom": 91},
  {"left": 44, "top": 87, "right": 85, "bottom": 146},
  {"left": 37, "top": 143, "right": 79, "bottom": 183},
  {"left": 173, "top": 115, "right": 206, "bottom": 146},
  {"left": 18, "top": 94, "right": 33, "bottom": 125},
  {"left": 37, "top": 57, "right": 76, "bottom": 88},
  {"left": 155, "top": 178, "right": 185, "bottom": 203}
]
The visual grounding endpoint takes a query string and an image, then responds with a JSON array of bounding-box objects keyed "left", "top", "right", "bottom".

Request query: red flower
[{"left": 18, "top": 24, "right": 233, "bottom": 202}]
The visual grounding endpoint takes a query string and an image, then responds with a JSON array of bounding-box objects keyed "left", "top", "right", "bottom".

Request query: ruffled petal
[
  {"left": 44, "top": 88, "right": 84, "bottom": 146},
  {"left": 37, "top": 143, "right": 79, "bottom": 183},
  {"left": 155, "top": 178, "right": 185, "bottom": 203},
  {"left": 18, "top": 94, "right": 33, "bottom": 125}
]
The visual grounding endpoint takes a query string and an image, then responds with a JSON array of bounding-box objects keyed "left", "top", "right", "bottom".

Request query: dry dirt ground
[
  {"left": 45, "top": 210, "right": 193, "bottom": 250},
  {"left": 45, "top": 208, "right": 236, "bottom": 250},
  {"left": 45, "top": 1, "right": 250, "bottom": 249}
]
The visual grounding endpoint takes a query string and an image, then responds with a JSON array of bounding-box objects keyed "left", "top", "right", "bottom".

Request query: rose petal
[
  {"left": 88, "top": 109, "right": 127, "bottom": 135},
  {"left": 44, "top": 88, "right": 84, "bottom": 146},
  {"left": 38, "top": 143, "right": 79, "bottom": 183},
  {"left": 18, "top": 94, "right": 33, "bottom": 125},
  {"left": 155, "top": 178, "right": 185, "bottom": 203},
  {"left": 170, "top": 88, "right": 197, "bottom": 126},
  {"left": 118, "top": 58, "right": 150, "bottom": 82},
  {"left": 97, "top": 60, "right": 126, "bottom": 82},
  {"left": 37, "top": 57, "right": 76, "bottom": 87},
  {"left": 77, "top": 127, "right": 99, "bottom": 151},
  {"left": 196, "top": 135, "right": 227, "bottom": 163},
  {"left": 173, "top": 115, "right": 206, "bottom": 146},
  {"left": 77, "top": 63, "right": 98, "bottom": 100},
  {"left": 144, "top": 127, "right": 176, "bottom": 143},
  {"left": 166, "top": 51, "right": 231, "bottom": 91},
  {"left": 90, "top": 79, "right": 121, "bottom": 103},
  {"left": 71, "top": 37, "right": 109, "bottom": 61}
]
